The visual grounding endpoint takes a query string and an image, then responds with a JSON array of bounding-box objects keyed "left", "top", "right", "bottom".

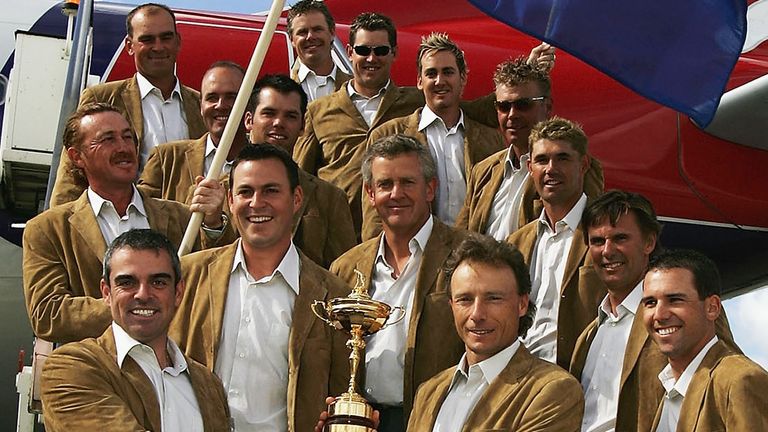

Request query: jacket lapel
[
  {"left": 103, "top": 329, "right": 162, "bottom": 430},
  {"left": 181, "top": 85, "right": 205, "bottom": 139},
  {"left": 621, "top": 309, "right": 651, "bottom": 389},
  {"left": 477, "top": 152, "right": 507, "bottom": 231},
  {"left": 370, "top": 84, "right": 401, "bottom": 129},
  {"left": 122, "top": 76, "right": 144, "bottom": 144},
  {"left": 337, "top": 86, "right": 369, "bottom": 128},
  {"left": 186, "top": 135, "right": 207, "bottom": 183},
  {"left": 570, "top": 319, "right": 599, "bottom": 379},
  {"left": 289, "top": 254, "right": 328, "bottom": 376},
  {"left": 677, "top": 341, "right": 729, "bottom": 432},
  {"left": 144, "top": 190, "right": 172, "bottom": 235},
  {"left": 69, "top": 192, "right": 108, "bottom": 263},
  {"left": 295, "top": 171, "right": 317, "bottom": 235},
  {"left": 411, "top": 220, "right": 451, "bottom": 328},
  {"left": 206, "top": 244, "right": 238, "bottom": 367},
  {"left": 560, "top": 226, "right": 588, "bottom": 295}
]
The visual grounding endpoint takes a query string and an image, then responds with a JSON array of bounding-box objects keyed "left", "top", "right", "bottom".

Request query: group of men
[{"left": 21, "top": 1, "right": 767, "bottom": 432}]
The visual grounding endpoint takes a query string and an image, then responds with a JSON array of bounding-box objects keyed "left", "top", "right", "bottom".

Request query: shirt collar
[
  {"left": 375, "top": 215, "right": 434, "bottom": 265},
  {"left": 450, "top": 340, "right": 521, "bottom": 388},
  {"left": 135, "top": 72, "right": 182, "bottom": 101},
  {"left": 231, "top": 239, "right": 301, "bottom": 296},
  {"left": 297, "top": 60, "right": 338, "bottom": 83},
  {"left": 537, "top": 193, "right": 587, "bottom": 233},
  {"left": 112, "top": 322, "right": 189, "bottom": 374},
  {"left": 347, "top": 79, "right": 390, "bottom": 100},
  {"left": 598, "top": 279, "right": 643, "bottom": 322},
  {"left": 417, "top": 105, "right": 465, "bottom": 133},
  {"left": 658, "top": 335, "right": 719, "bottom": 398},
  {"left": 503, "top": 149, "right": 529, "bottom": 177},
  {"left": 88, "top": 185, "right": 147, "bottom": 218},
  {"left": 204, "top": 134, "right": 217, "bottom": 159}
]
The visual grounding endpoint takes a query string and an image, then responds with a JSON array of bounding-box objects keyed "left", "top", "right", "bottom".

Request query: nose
[
  {"left": 653, "top": 300, "right": 671, "bottom": 322},
  {"left": 134, "top": 281, "right": 153, "bottom": 302},
  {"left": 249, "top": 191, "right": 265, "bottom": 208},
  {"left": 602, "top": 238, "right": 617, "bottom": 257},
  {"left": 390, "top": 182, "right": 404, "bottom": 199},
  {"left": 435, "top": 73, "right": 443, "bottom": 85},
  {"left": 469, "top": 299, "right": 486, "bottom": 322}
]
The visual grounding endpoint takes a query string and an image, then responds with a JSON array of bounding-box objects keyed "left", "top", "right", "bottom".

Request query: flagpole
[{"left": 178, "top": 0, "right": 287, "bottom": 256}]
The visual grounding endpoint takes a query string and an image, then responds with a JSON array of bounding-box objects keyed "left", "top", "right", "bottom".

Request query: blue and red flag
[{"left": 467, "top": 0, "right": 748, "bottom": 127}]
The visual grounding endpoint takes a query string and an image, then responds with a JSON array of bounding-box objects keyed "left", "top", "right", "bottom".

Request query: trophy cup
[{"left": 311, "top": 269, "right": 406, "bottom": 431}]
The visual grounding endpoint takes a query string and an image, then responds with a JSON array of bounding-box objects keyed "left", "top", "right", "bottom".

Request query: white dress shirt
[
  {"left": 655, "top": 336, "right": 719, "bottom": 432},
  {"left": 432, "top": 340, "right": 520, "bottom": 432},
  {"left": 297, "top": 61, "right": 340, "bottom": 101},
  {"left": 418, "top": 107, "right": 466, "bottom": 226},
  {"left": 112, "top": 322, "right": 204, "bottom": 432},
  {"left": 365, "top": 216, "right": 434, "bottom": 405},
  {"left": 485, "top": 150, "right": 530, "bottom": 240},
  {"left": 347, "top": 80, "right": 389, "bottom": 127},
  {"left": 203, "top": 134, "right": 233, "bottom": 177},
  {"left": 136, "top": 72, "right": 190, "bottom": 168},
  {"left": 214, "top": 240, "right": 301, "bottom": 431},
  {"left": 88, "top": 185, "right": 151, "bottom": 245},
  {"left": 581, "top": 282, "right": 643, "bottom": 432},
  {"left": 524, "top": 193, "right": 588, "bottom": 362}
]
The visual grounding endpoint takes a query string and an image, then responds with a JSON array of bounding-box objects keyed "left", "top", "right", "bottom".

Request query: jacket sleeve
[
  {"left": 294, "top": 108, "right": 322, "bottom": 176},
  {"left": 22, "top": 219, "right": 111, "bottom": 343},
  {"left": 41, "top": 346, "right": 148, "bottom": 431},
  {"left": 517, "top": 375, "right": 584, "bottom": 432}
]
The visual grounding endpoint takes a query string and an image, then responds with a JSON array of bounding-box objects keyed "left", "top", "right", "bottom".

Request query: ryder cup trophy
[{"left": 311, "top": 269, "right": 406, "bottom": 431}]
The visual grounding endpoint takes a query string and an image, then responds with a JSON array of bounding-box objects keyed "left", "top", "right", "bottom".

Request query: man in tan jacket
[
  {"left": 570, "top": 191, "right": 736, "bottom": 432},
  {"left": 170, "top": 144, "right": 350, "bottom": 432},
  {"left": 287, "top": 0, "right": 350, "bottom": 100},
  {"left": 331, "top": 134, "right": 469, "bottom": 431},
  {"left": 456, "top": 57, "right": 603, "bottom": 240},
  {"left": 138, "top": 61, "right": 249, "bottom": 204},
  {"left": 24, "top": 103, "right": 227, "bottom": 344},
  {"left": 507, "top": 117, "right": 605, "bottom": 370},
  {"left": 408, "top": 234, "right": 583, "bottom": 432},
  {"left": 51, "top": 3, "right": 206, "bottom": 206},
  {"left": 40, "top": 229, "right": 231, "bottom": 431},
  {"left": 244, "top": 74, "right": 356, "bottom": 267},
  {"left": 362, "top": 32, "right": 504, "bottom": 239},
  {"left": 642, "top": 249, "right": 767, "bottom": 431}
]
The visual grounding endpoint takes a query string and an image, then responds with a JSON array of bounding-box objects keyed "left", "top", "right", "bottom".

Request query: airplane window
[{"left": 722, "top": 286, "right": 768, "bottom": 370}]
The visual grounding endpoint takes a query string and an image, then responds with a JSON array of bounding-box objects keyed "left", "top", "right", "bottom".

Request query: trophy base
[{"left": 324, "top": 392, "right": 376, "bottom": 432}]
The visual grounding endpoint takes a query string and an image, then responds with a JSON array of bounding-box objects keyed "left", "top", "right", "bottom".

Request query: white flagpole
[{"left": 178, "top": 0, "right": 287, "bottom": 256}]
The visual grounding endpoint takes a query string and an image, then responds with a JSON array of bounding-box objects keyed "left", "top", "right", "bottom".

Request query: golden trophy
[{"left": 311, "top": 269, "right": 406, "bottom": 431}]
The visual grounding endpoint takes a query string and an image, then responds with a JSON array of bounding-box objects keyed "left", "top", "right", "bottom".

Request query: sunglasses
[
  {"left": 353, "top": 45, "right": 392, "bottom": 57},
  {"left": 494, "top": 96, "right": 547, "bottom": 113}
]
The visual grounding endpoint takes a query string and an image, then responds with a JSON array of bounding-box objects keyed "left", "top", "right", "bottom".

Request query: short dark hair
[
  {"left": 349, "top": 12, "right": 397, "bottom": 48},
  {"left": 287, "top": 0, "right": 336, "bottom": 36},
  {"left": 63, "top": 102, "right": 132, "bottom": 188},
  {"left": 229, "top": 143, "right": 300, "bottom": 192},
  {"left": 582, "top": 190, "right": 663, "bottom": 255},
  {"left": 361, "top": 134, "right": 436, "bottom": 186},
  {"left": 648, "top": 249, "right": 721, "bottom": 299},
  {"left": 493, "top": 56, "right": 551, "bottom": 97},
  {"left": 126, "top": 3, "right": 177, "bottom": 37},
  {"left": 444, "top": 233, "right": 536, "bottom": 338},
  {"left": 247, "top": 74, "right": 308, "bottom": 119},
  {"left": 103, "top": 229, "right": 181, "bottom": 285}
]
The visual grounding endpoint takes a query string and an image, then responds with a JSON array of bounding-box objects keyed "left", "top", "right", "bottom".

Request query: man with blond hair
[
  {"left": 456, "top": 57, "right": 603, "bottom": 240},
  {"left": 362, "top": 32, "right": 503, "bottom": 239},
  {"left": 507, "top": 116, "right": 605, "bottom": 370}
]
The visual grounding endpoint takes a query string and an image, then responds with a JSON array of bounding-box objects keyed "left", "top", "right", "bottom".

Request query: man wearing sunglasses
[
  {"left": 287, "top": 0, "right": 351, "bottom": 101},
  {"left": 456, "top": 57, "right": 604, "bottom": 241},
  {"left": 359, "top": 33, "right": 504, "bottom": 241}
]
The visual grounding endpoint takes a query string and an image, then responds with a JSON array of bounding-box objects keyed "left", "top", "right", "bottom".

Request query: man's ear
[
  {"left": 125, "top": 36, "right": 134, "bottom": 56},
  {"left": 67, "top": 147, "right": 85, "bottom": 168},
  {"left": 100, "top": 279, "right": 111, "bottom": 306},
  {"left": 705, "top": 295, "right": 722, "bottom": 322}
]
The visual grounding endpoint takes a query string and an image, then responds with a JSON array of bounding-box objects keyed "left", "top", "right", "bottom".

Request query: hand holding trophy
[{"left": 311, "top": 269, "right": 405, "bottom": 431}]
